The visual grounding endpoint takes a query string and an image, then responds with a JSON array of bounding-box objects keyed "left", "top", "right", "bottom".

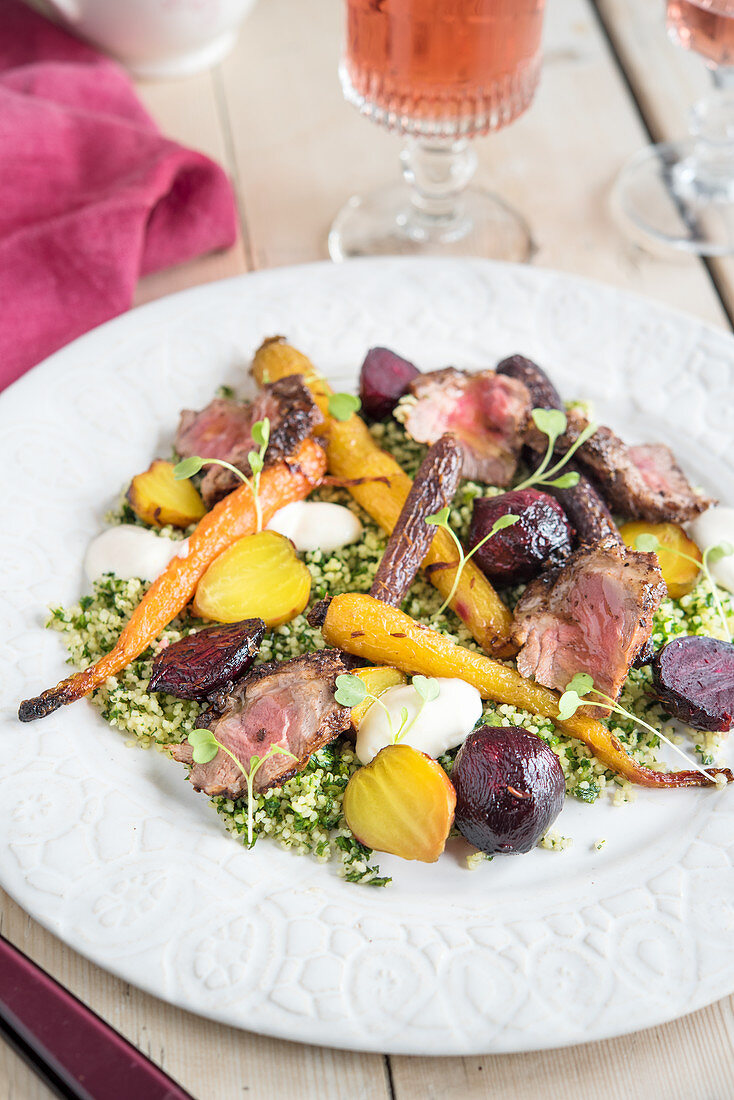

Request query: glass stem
[
  {"left": 399, "top": 138, "right": 477, "bottom": 230},
  {"left": 676, "top": 64, "right": 734, "bottom": 202}
]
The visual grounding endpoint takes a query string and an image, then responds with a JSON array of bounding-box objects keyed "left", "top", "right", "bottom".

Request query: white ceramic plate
[{"left": 2, "top": 258, "right": 734, "bottom": 1056}]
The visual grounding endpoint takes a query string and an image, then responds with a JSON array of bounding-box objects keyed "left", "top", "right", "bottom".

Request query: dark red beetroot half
[
  {"left": 148, "top": 619, "right": 265, "bottom": 700},
  {"left": 652, "top": 635, "right": 734, "bottom": 732},
  {"left": 359, "top": 347, "right": 420, "bottom": 420},
  {"left": 452, "top": 726, "right": 566, "bottom": 855},
  {"left": 468, "top": 489, "right": 574, "bottom": 585}
]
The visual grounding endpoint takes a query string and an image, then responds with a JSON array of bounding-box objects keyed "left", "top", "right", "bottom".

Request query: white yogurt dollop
[
  {"left": 688, "top": 506, "right": 734, "bottom": 594},
  {"left": 356, "top": 677, "right": 483, "bottom": 765},
  {"left": 84, "top": 526, "right": 187, "bottom": 584},
  {"left": 267, "top": 501, "right": 362, "bottom": 553}
]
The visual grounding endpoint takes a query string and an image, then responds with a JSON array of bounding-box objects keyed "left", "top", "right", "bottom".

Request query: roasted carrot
[
  {"left": 318, "top": 593, "right": 732, "bottom": 788},
  {"left": 252, "top": 338, "right": 515, "bottom": 656},
  {"left": 18, "top": 439, "right": 326, "bottom": 722}
]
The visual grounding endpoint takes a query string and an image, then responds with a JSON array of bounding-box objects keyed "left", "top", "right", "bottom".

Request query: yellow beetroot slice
[
  {"left": 343, "top": 744, "right": 456, "bottom": 863},
  {"left": 620, "top": 521, "right": 702, "bottom": 599},
  {"left": 128, "top": 459, "right": 206, "bottom": 528},
  {"left": 193, "top": 531, "right": 311, "bottom": 627}
]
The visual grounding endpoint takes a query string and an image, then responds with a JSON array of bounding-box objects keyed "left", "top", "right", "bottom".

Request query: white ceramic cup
[{"left": 43, "top": 0, "right": 258, "bottom": 78}]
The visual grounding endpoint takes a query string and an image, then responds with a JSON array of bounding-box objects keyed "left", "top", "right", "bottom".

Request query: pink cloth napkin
[{"left": 0, "top": 1, "right": 238, "bottom": 391}]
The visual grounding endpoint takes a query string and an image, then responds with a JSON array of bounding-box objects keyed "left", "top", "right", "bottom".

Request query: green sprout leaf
[
  {"left": 426, "top": 506, "right": 450, "bottom": 527},
  {"left": 557, "top": 691, "right": 582, "bottom": 721},
  {"left": 566, "top": 672, "right": 594, "bottom": 697},
  {"left": 635, "top": 533, "right": 661, "bottom": 554},
  {"left": 252, "top": 418, "right": 270, "bottom": 449},
  {"left": 708, "top": 541, "right": 734, "bottom": 565},
  {"left": 328, "top": 393, "right": 362, "bottom": 421},
  {"left": 489, "top": 514, "right": 520, "bottom": 537},
  {"left": 547, "top": 471, "right": 580, "bottom": 489},
  {"left": 412, "top": 675, "right": 440, "bottom": 703},
  {"left": 531, "top": 408, "right": 567, "bottom": 443},
  {"left": 334, "top": 673, "right": 367, "bottom": 708},
  {"left": 174, "top": 456, "right": 204, "bottom": 480},
  {"left": 187, "top": 728, "right": 219, "bottom": 764},
  {"left": 248, "top": 450, "right": 263, "bottom": 475}
]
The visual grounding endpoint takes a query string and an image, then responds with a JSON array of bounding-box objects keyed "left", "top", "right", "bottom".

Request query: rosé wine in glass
[
  {"left": 329, "top": 0, "right": 547, "bottom": 262},
  {"left": 342, "top": 0, "right": 545, "bottom": 138},
  {"left": 667, "top": 0, "right": 734, "bottom": 68}
]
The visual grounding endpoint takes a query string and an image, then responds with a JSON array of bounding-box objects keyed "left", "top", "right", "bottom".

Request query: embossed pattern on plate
[{"left": 1, "top": 258, "right": 733, "bottom": 1055}]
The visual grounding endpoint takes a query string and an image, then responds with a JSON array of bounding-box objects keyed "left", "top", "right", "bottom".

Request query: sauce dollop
[
  {"left": 84, "top": 526, "right": 187, "bottom": 584},
  {"left": 689, "top": 506, "right": 734, "bottom": 593},
  {"left": 267, "top": 501, "right": 362, "bottom": 553},
  {"left": 356, "top": 677, "right": 482, "bottom": 765}
]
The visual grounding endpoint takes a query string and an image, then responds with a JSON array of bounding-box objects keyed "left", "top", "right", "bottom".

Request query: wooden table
[{"left": 4, "top": 1, "right": 734, "bottom": 1096}]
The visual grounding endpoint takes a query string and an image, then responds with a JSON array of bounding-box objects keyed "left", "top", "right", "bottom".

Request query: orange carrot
[{"left": 19, "top": 439, "right": 326, "bottom": 721}]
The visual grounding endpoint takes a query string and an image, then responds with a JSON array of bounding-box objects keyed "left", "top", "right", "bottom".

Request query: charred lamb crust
[
  {"left": 512, "top": 538, "right": 666, "bottom": 706},
  {"left": 527, "top": 409, "right": 714, "bottom": 524},
  {"left": 370, "top": 434, "right": 462, "bottom": 606},
  {"left": 176, "top": 375, "right": 323, "bottom": 506},
  {"left": 307, "top": 597, "right": 332, "bottom": 628},
  {"left": 496, "top": 353, "right": 623, "bottom": 547},
  {"left": 547, "top": 467, "right": 621, "bottom": 547},
  {"left": 401, "top": 367, "right": 532, "bottom": 485},
  {"left": 171, "top": 650, "right": 354, "bottom": 799}
]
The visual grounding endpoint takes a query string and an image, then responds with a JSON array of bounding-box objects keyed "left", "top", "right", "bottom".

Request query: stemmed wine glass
[
  {"left": 614, "top": 0, "right": 734, "bottom": 255},
  {"left": 329, "top": 0, "right": 547, "bottom": 263}
]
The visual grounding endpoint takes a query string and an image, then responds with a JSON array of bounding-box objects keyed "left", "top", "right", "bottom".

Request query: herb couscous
[{"left": 48, "top": 419, "right": 734, "bottom": 885}]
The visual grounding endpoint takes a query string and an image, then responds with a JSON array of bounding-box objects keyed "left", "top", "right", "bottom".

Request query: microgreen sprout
[
  {"left": 173, "top": 416, "right": 270, "bottom": 531},
  {"left": 425, "top": 506, "right": 519, "bottom": 615},
  {"left": 634, "top": 533, "right": 733, "bottom": 642},
  {"left": 556, "top": 674, "right": 717, "bottom": 783},
  {"left": 187, "top": 728, "right": 296, "bottom": 846},
  {"left": 514, "top": 408, "right": 598, "bottom": 492},
  {"left": 392, "top": 674, "right": 441, "bottom": 744},
  {"left": 328, "top": 392, "right": 362, "bottom": 421},
  {"left": 334, "top": 672, "right": 441, "bottom": 744},
  {"left": 334, "top": 672, "right": 397, "bottom": 738}
]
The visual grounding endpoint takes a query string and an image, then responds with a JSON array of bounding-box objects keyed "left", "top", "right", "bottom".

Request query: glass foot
[
  {"left": 328, "top": 182, "right": 533, "bottom": 262},
  {"left": 613, "top": 139, "right": 734, "bottom": 257}
]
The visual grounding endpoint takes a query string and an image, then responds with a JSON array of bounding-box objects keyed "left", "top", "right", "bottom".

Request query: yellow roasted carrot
[
  {"left": 253, "top": 338, "right": 514, "bottom": 656},
  {"left": 319, "top": 593, "right": 730, "bottom": 788},
  {"left": 18, "top": 439, "right": 327, "bottom": 722}
]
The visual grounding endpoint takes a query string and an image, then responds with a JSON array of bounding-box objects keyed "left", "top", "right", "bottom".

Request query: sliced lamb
[
  {"left": 526, "top": 408, "right": 714, "bottom": 524},
  {"left": 175, "top": 375, "right": 323, "bottom": 506},
  {"left": 398, "top": 367, "right": 531, "bottom": 485},
  {"left": 170, "top": 650, "right": 352, "bottom": 798},
  {"left": 512, "top": 539, "right": 666, "bottom": 706}
]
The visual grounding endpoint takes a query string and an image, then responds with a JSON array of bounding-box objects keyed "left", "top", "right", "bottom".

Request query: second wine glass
[{"left": 329, "top": 0, "right": 547, "bottom": 263}]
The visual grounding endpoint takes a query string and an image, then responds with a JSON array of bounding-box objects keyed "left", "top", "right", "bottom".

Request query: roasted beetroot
[
  {"left": 468, "top": 489, "right": 574, "bottom": 584},
  {"left": 652, "top": 635, "right": 734, "bottom": 732},
  {"left": 148, "top": 618, "right": 265, "bottom": 700},
  {"left": 359, "top": 346, "right": 420, "bottom": 420},
  {"left": 452, "top": 725, "right": 566, "bottom": 854}
]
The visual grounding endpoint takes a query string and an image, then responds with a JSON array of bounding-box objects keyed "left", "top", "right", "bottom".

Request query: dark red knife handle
[{"left": 0, "top": 934, "right": 193, "bottom": 1100}]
